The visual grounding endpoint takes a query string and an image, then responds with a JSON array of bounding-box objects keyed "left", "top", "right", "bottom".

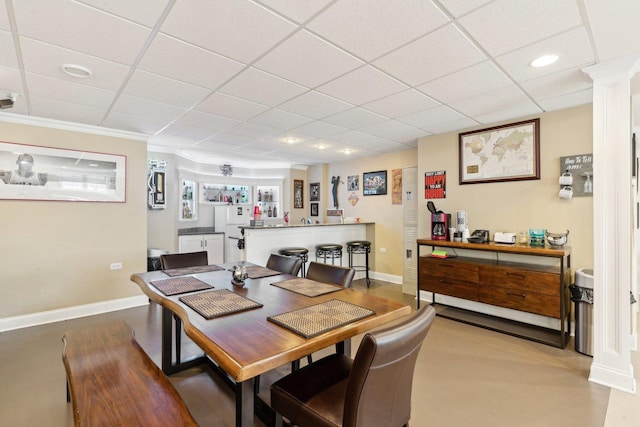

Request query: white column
[{"left": 583, "top": 55, "right": 640, "bottom": 393}]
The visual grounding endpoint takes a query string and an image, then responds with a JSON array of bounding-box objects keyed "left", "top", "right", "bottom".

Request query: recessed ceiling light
[
  {"left": 88, "top": 163, "right": 99, "bottom": 167},
  {"left": 343, "top": 149, "right": 352, "bottom": 155},
  {"left": 530, "top": 55, "right": 559, "bottom": 68},
  {"left": 317, "top": 144, "right": 326, "bottom": 150},
  {"left": 61, "top": 64, "right": 93, "bottom": 78},
  {"left": 285, "top": 138, "right": 296, "bottom": 144}
]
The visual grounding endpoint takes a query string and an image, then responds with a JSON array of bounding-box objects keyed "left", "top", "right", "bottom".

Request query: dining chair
[
  {"left": 271, "top": 306, "right": 436, "bottom": 427},
  {"left": 266, "top": 253, "right": 303, "bottom": 276},
  {"left": 160, "top": 251, "right": 209, "bottom": 363}
]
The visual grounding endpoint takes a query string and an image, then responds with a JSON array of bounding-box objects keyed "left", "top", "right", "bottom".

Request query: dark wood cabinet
[{"left": 417, "top": 239, "right": 571, "bottom": 348}]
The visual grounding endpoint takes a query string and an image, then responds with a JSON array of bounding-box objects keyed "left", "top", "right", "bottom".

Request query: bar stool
[
  {"left": 277, "top": 247, "right": 309, "bottom": 277},
  {"left": 315, "top": 243, "right": 343, "bottom": 265},
  {"left": 347, "top": 240, "right": 371, "bottom": 287}
]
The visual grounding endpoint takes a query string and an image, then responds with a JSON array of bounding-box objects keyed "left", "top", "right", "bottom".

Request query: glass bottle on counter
[
  {"left": 258, "top": 189, "right": 262, "bottom": 201},
  {"left": 268, "top": 205, "right": 273, "bottom": 217}
]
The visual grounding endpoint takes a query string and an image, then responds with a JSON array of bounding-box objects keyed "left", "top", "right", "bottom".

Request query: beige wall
[
  {"left": 418, "top": 104, "right": 594, "bottom": 272},
  {"left": 0, "top": 121, "right": 147, "bottom": 318},
  {"left": 326, "top": 150, "right": 418, "bottom": 277}
]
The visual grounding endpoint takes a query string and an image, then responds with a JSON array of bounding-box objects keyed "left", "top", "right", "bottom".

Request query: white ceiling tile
[
  {"left": 458, "top": 0, "right": 583, "bottom": 56},
  {"left": 248, "top": 109, "right": 313, "bottom": 130},
  {"left": 14, "top": 0, "right": 151, "bottom": 64},
  {"left": 329, "top": 130, "right": 393, "bottom": 149},
  {"left": 256, "top": 0, "right": 333, "bottom": 24},
  {"left": 139, "top": 34, "right": 245, "bottom": 90},
  {"left": 227, "top": 122, "right": 282, "bottom": 139},
  {"left": 173, "top": 110, "right": 241, "bottom": 132},
  {"left": 76, "top": 0, "right": 170, "bottom": 28},
  {"left": 0, "top": 66, "right": 24, "bottom": 94},
  {"left": 417, "top": 61, "right": 512, "bottom": 104},
  {"left": 438, "top": 0, "right": 493, "bottom": 18},
  {"left": 425, "top": 117, "right": 480, "bottom": 135},
  {"left": 25, "top": 73, "right": 115, "bottom": 109},
  {"left": 219, "top": 67, "right": 308, "bottom": 106},
  {"left": 29, "top": 96, "right": 105, "bottom": 125},
  {"left": 307, "top": 0, "right": 449, "bottom": 61},
  {"left": 373, "top": 141, "right": 411, "bottom": 153},
  {"left": 102, "top": 110, "right": 172, "bottom": 134},
  {"left": 473, "top": 103, "right": 542, "bottom": 125},
  {"left": 124, "top": 70, "right": 210, "bottom": 107},
  {"left": 0, "top": 30, "right": 18, "bottom": 69},
  {"left": 450, "top": 86, "right": 537, "bottom": 118},
  {"left": 316, "top": 65, "right": 408, "bottom": 106},
  {"left": 157, "top": 123, "right": 211, "bottom": 141},
  {"left": 279, "top": 90, "right": 353, "bottom": 119},
  {"left": 196, "top": 93, "right": 270, "bottom": 121},
  {"left": 110, "top": 93, "right": 185, "bottom": 124},
  {"left": 496, "top": 27, "right": 595, "bottom": 83},
  {"left": 323, "top": 108, "right": 388, "bottom": 129},
  {"left": 161, "top": 0, "right": 296, "bottom": 64},
  {"left": 254, "top": 30, "right": 364, "bottom": 88},
  {"left": 204, "top": 132, "right": 255, "bottom": 146},
  {"left": 521, "top": 68, "right": 592, "bottom": 102},
  {"left": 19, "top": 38, "right": 130, "bottom": 91},
  {"left": 397, "top": 105, "right": 466, "bottom": 130},
  {"left": 266, "top": 132, "right": 312, "bottom": 145},
  {"left": 374, "top": 24, "right": 487, "bottom": 86},
  {"left": 0, "top": 0, "right": 9, "bottom": 31},
  {"left": 585, "top": 0, "right": 640, "bottom": 62},
  {"left": 291, "top": 120, "right": 348, "bottom": 138},
  {"left": 362, "top": 89, "right": 440, "bottom": 118},
  {"left": 193, "top": 139, "right": 242, "bottom": 152},
  {"left": 537, "top": 88, "right": 593, "bottom": 112},
  {"left": 358, "top": 120, "right": 426, "bottom": 142}
]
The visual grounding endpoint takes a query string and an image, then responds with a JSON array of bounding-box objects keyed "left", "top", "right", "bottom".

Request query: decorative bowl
[{"left": 545, "top": 230, "right": 569, "bottom": 247}]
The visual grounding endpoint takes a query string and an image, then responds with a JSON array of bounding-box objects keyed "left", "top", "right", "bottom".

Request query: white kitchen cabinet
[{"left": 178, "top": 234, "right": 224, "bottom": 264}]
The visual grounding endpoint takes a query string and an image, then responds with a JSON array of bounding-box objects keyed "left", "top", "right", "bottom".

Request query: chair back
[
  {"left": 306, "top": 262, "right": 355, "bottom": 288},
  {"left": 160, "top": 251, "right": 208, "bottom": 270},
  {"left": 266, "top": 253, "right": 303, "bottom": 276},
  {"left": 343, "top": 306, "right": 436, "bottom": 427}
]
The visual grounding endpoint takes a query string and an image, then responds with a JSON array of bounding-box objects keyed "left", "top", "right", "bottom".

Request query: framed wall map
[{"left": 459, "top": 118, "right": 540, "bottom": 185}]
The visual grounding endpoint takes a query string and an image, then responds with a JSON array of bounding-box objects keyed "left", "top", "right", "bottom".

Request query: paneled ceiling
[{"left": 1, "top": 0, "right": 639, "bottom": 168}]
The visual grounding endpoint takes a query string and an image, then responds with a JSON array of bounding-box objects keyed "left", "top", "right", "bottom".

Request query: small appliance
[
  {"left": 427, "top": 201, "right": 450, "bottom": 241},
  {"left": 494, "top": 232, "right": 516, "bottom": 244},
  {"left": 467, "top": 229, "right": 489, "bottom": 244}
]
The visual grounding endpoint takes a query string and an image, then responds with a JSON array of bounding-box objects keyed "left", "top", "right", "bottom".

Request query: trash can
[{"left": 570, "top": 268, "right": 594, "bottom": 356}]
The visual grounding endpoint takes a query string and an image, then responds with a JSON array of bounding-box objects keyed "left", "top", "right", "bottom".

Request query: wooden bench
[{"left": 62, "top": 320, "right": 198, "bottom": 426}]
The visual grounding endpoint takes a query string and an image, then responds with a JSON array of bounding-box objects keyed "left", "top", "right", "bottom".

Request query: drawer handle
[
  {"left": 506, "top": 272, "right": 526, "bottom": 279},
  {"left": 506, "top": 291, "right": 526, "bottom": 298}
]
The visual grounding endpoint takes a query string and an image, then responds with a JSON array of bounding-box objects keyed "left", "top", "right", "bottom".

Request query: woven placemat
[
  {"left": 271, "top": 278, "right": 343, "bottom": 297},
  {"left": 150, "top": 277, "right": 213, "bottom": 296},
  {"left": 268, "top": 299, "right": 375, "bottom": 338},
  {"left": 163, "top": 264, "right": 224, "bottom": 277},
  {"left": 179, "top": 289, "right": 263, "bottom": 319},
  {"left": 228, "top": 265, "right": 282, "bottom": 279}
]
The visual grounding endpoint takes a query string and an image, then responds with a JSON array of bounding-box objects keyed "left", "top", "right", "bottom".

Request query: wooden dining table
[{"left": 130, "top": 262, "right": 411, "bottom": 427}]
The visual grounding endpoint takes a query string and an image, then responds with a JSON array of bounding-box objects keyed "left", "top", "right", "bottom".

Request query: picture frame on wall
[
  {"left": 0, "top": 141, "right": 126, "bottom": 202},
  {"left": 294, "top": 179, "right": 303, "bottom": 208},
  {"left": 459, "top": 118, "right": 540, "bottom": 185},
  {"left": 363, "top": 170, "right": 387, "bottom": 196},
  {"left": 310, "top": 182, "right": 319, "bottom": 201},
  {"left": 310, "top": 202, "right": 318, "bottom": 216}
]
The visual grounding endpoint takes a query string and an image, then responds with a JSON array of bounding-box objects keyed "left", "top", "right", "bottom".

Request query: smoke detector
[{"left": 0, "top": 93, "right": 17, "bottom": 109}]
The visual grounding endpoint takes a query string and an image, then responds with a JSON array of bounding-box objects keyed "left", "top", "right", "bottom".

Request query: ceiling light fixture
[
  {"left": 530, "top": 54, "right": 559, "bottom": 68},
  {"left": 344, "top": 149, "right": 352, "bottom": 155},
  {"left": 61, "top": 64, "right": 93, "bottom": 78},
  {"left": 317, "top": 144, "right": 326, "bottom": 150},
  {"left": 285, "top": 138, "right": 296, "bottom": 144}
]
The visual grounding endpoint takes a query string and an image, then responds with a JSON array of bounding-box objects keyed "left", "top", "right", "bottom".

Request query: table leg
[
  {"left": 236, "top": 378, "right": 255, "bottom": 427},
  {"left": 161, "top": 307, "right": 173, "bottom": 374}
]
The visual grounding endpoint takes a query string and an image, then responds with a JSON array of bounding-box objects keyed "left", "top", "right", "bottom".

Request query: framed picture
[
  {"left": 459, "top": 118, "right": 540, "bottom": 185},
  {"left": 310, "top": 202, "right": 318, "bottom": 216},
  {"left": 347, "top": 175, "right": 359, "bottom": 191},
  {"left": 0, "top": 141, "right": 126, "bottom": 202},
  {"left": 310, "top": 182, "right": 319, "bottom": 201},
  {"left": 363, "top": 170, "right": 387, "bottom": 196},
  {"left": 294, "top": 179, "right": 303, "bottom": 208}
]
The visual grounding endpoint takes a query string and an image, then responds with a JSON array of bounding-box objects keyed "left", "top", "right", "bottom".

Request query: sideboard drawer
[
  {"left": 479, "top": 286, "right": 560, "bottom": 318},
  {"left": 420, "top": 257, "right": 480, "bottom": 283},
  {"left": 479, "top": 265, "right": 560, "bottom": 297},
  {"left": 420, "top": 276, "right": 479, "bottom": 301}
]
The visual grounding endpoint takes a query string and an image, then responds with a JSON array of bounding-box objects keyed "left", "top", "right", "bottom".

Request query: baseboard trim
[
  {"left": 371, "top": 271, "right": 402, "bottom": 284},
  {"left": 590, "top": 362, "right": 637, "bottom": 394},
  {"left": 0, "top": 295, "right": 149, "bottom": 332}
]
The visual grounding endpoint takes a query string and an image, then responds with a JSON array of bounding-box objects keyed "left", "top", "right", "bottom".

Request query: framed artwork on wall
[
  {"left": 0, "top": 141, "right": 126, "bottom": 202},
  {"left": 363, "top": 170, "right": 387, "bottom": 196},
  {"left": 459, "top": 118, "right": 540, "bottom": 184},
  {"left": 310, "top": 182, "right": 319, "bottom": 201},
  {"left": 294, "top": 179, "right": 303, "bottom": 208},
  {"left": 310, "top": 202, "right": 318, "bottom": 216}
]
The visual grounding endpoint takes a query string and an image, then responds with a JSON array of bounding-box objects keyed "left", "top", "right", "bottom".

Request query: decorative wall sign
[
  {"left": 459, "top": 118, "right": 540, "bottom": 184},
  {"left": 294, "top": 179, "right": 303, "bottom": 209},
  {"left": 348, "top": 192, "right": 359, "bottom": 206},
  {"left": 391, "top": 168, "right": 402, "bottom": 204},
  {"left": 148, "top": 159, "right": 166, "bottom": 209},
  {"left": 560, "top": 153, "right": 593, "bottom": 198},
  {"left": 0, "top": 141, "right": 126, "bottom": 202},
  {"left": 347, "top": 175, "right": 359, "bottom": 191},
  {"left": 425, "top": 170, "right": 446, "bottom": 199},
  {"left": 363, "top": 170, "right": 387, "bottom": 196},
  {"left": 310, "top": 182, "right": 319, "bottom": 201}
]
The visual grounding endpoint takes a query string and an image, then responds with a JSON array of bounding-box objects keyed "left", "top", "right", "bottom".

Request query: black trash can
[{"left": 570, "top": 283, "right": 593, "bottom": 356}]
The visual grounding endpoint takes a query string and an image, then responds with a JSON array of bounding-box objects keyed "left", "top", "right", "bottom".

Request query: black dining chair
[
  {"left": 266, "top": 253, "right": 303, "bottom": 276},
  {"left": 271, "top": 306, "right": 436, "bottom": 427},
  {"left": 160, "top": 251, "right": 209, "bottom": 363}
]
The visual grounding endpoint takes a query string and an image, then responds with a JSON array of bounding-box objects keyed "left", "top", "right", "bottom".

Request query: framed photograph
[
  {"left": 310, "top": 182, "right": 319, "bottom": 201},
  {"left": 363, "top": 170, "right": 387, "bottom": 196},
  {"left": 347, "top": 175, "right": 359, "bottom": 191},
  {"left": 294, "top": 179, "right": 303, "bottom": 208},
  {"left": 310, "top": 202, "right": 318, "bottom": 216},
  {"left": 0, "top": 141, "right": 126, "bottom": 202},
  {"left": 459, "top": 118, "right": 540, "bottom": 185}
]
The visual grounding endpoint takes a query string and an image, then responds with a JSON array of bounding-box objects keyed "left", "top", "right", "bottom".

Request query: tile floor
[{"left": 0, "top": 278, "right": 635, "bottom": 426}]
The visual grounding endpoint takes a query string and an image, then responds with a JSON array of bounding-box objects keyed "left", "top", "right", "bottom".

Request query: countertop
[
  {"left": 177, "top": 227, "right": 222, "bottom": 235},
  {"left": 241, "top": 222, "right": 373, "bottom": 230}
]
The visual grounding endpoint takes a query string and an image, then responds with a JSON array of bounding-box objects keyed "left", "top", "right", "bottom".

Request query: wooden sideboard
[{"left": 417, "top": 239, "right": 571, "bottom": 348}]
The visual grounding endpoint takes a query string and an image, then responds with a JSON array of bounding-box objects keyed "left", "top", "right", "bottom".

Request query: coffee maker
[{"left": 427, "top": 201, "right": 450, "bottom": 241}]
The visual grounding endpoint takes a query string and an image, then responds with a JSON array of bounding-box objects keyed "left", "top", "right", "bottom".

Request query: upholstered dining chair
[
  {"left": 271, "top": 306, "right": 436, "bottom": 427},
  {"left": 160, "top": 251, "right": 209, "bottom": 363},
  {"left": 266, "top": 253, "right": 303, "bottom": 276}
]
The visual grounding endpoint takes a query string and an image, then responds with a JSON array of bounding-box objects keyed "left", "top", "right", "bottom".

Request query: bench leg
[
  {"left": 236, "top": 379, "right": 255, "bottom": 427},
  {"left": 162, "top": 307, "right": 173, "bottom": 374},
  {"left": 173, "top": 314, "right": 181, "bottom": 363}
]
